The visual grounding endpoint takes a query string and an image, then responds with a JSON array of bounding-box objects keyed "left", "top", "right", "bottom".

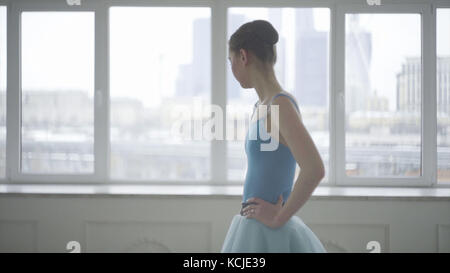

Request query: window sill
[{"left": 0, "top": 184, "right": 449, "bottom": 201}]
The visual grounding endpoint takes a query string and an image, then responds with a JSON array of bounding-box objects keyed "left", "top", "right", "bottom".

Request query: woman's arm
[
  {"left": 275, "top": 168, "right": 324, "bottom": 225},
  {"left": 270, "top": 96, "right": 325, "bottom": 226}
]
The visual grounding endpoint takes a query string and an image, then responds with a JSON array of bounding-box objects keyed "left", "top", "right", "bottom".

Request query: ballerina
[{"left": 221, "top": 19, "right": 326, "bottom": 253}]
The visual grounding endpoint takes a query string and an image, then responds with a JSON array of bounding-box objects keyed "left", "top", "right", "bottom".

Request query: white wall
[{"left": 1, "top": 192, "right": 449, "bottom": 253}]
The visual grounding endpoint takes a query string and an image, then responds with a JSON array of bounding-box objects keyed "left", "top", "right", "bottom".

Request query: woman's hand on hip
[{"left": 242, "top": 194, "right": 286, "bottom": 229}]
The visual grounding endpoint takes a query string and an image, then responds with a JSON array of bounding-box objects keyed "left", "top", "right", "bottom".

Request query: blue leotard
[
  {"left": 243, "top": 92, "right": 301, "bottom": 205},
  {"left": 221, "top": 92, "right": 326, "bottom": 252}
]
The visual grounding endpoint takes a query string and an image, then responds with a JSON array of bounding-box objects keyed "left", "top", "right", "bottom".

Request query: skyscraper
[
  {"left": 176, "top": 17, "right": 211, "bottom": 97},
  {"left": 295, "top": 9, "right": 330, "bottom": 107},
  {"left": 344, "top": 14, "right": 372, "bottom": 113}
]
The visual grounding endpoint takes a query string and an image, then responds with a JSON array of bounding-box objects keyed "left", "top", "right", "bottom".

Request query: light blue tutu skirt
[{"left": 221, "top": 214, "right": 326, "bottom": 253}]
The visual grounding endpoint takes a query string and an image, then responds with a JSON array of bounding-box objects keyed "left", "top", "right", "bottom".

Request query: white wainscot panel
[
  {"left": 438, "top": 224, "right": 450, "bottom": 253},
  {"left": 308, "top": 223, "right": 389, "bottom": 253},
  {"left": 0, "top": 220, "right": 37, "bottom": 252},
  {"left": 84, "top": 220, "right": 212, "bottom": 253}
]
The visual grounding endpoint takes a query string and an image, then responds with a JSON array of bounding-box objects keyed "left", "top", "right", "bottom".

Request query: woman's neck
[{"left": 252, "top": 67, "right": 284, "bottom": 104}]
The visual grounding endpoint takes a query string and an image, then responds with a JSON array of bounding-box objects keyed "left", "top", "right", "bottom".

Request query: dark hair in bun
[{"left": 229, "top": 19, "right": 279, "bottom": 64}]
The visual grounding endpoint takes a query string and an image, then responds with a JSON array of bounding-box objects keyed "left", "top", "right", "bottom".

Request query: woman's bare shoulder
[{"left": 272, "top": 90, "right": 301, "bottom": 117}]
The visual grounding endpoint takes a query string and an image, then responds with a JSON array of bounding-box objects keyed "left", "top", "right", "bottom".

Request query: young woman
[{"left": 221, "top": 20, "right": 326, "bottom": 253}]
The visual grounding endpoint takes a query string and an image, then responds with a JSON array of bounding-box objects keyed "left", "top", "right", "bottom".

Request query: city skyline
[{"left": 16, "top": 8, "right": 450, "bottom": 110}]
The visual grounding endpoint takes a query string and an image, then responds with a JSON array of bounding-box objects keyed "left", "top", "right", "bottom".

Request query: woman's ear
[{"left": 239, "top": 48, "right": 249, "bottom": 65}]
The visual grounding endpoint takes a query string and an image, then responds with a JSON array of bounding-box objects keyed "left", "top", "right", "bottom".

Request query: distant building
[
  {"left": 344, "top": 14, "right": 372, "bottom": 113},
  {"left": 295, "top": 9, "right": 330, "bottom": 107},
  {"left": 176, "top": 17, "right": 211, "bottom": 98},
  {"left": 367, "top": 90, "right": 389, "bottom": 112},
  {"left": 396, "top": 57, "right": 421, "bottom": 113},
  {"left": 397, "top": 56, "right": 450, "bottom": 114},
  {"left": 20, "top": 90, "right": 93, "bottom": 126}
]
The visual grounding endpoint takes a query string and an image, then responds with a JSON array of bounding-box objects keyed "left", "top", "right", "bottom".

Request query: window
[
  {"left": 345, "top": 13, "right": 421, "bottom": 177},
  {"left": 2, "top": 1, "right": 446, "bottom": 188},
  {"left": 0, "top": 6, "right": 5, "bottom": 178},
  {"left": 109, "top": 7, "right": 211, "bottom": 181},
  {"left": 21, "top": 12, "right": 95, "bottom": 173},
  {"left": 226, "top": 8, "right": 330, "bottom": 183},
  {"left": 437, "top": 8, "right": 450, "bottom": 183}
]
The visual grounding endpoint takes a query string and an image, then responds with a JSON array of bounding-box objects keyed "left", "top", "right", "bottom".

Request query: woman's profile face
[{"left": 228, "top": 49, "right": 251, "bottom": 88}]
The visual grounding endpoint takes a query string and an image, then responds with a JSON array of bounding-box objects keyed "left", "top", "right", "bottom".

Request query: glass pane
[
  {"left": 110, "top": 7, "right": 211, "bottom": 181},
  {"left": 21, "top": 12, "right": 94, "bottom": 173},
  {"left": 437, "top": 8, "right": 450, "bottom": 183},
  {"left": 345, "top": 14, "right": 421, "bottom": 177},
  {"left": 227, "top": 8, "right": 330, "bottom": 182},
  {"left": 0, "top": 7, "right": 5, "bottom": 178}
]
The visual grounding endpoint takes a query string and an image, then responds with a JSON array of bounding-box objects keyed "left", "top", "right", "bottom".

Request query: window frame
[
  {"left": 106, "top": 1, "right": 215, "bottom": 185},
  {"left": 435, "top": 1, "right": 450, "bottom": 186},
  {"left": 0, "top": 1, "right": 7, "bottom": 182},
  {"left": 335, "top": 3, "right": 433, "bottom": 187},
  {"left": 6, "top": 0, "right": 105, "bottom": 183},
  {"left": 0, "top": 0, "right": 447, "bottom": 188}
]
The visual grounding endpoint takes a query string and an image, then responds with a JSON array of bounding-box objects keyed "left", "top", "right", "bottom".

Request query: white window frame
[
  {"left": 6, "top": 0, "right": 105, "bottom": 183},
  {"left": 335, "top": 3, "right": 433, "bottom": 187},
  {"left": 435, "top": 1, "right": 450, "bottom": 187},
  {"left": 0, "top": 0, "right": 8, "bottom": 184},
  {"left": 0, "top": 0, "right": 447, "bottom": 188},
  {"left": 106, "top": 0, "right": 216, "bottom": 186}
]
